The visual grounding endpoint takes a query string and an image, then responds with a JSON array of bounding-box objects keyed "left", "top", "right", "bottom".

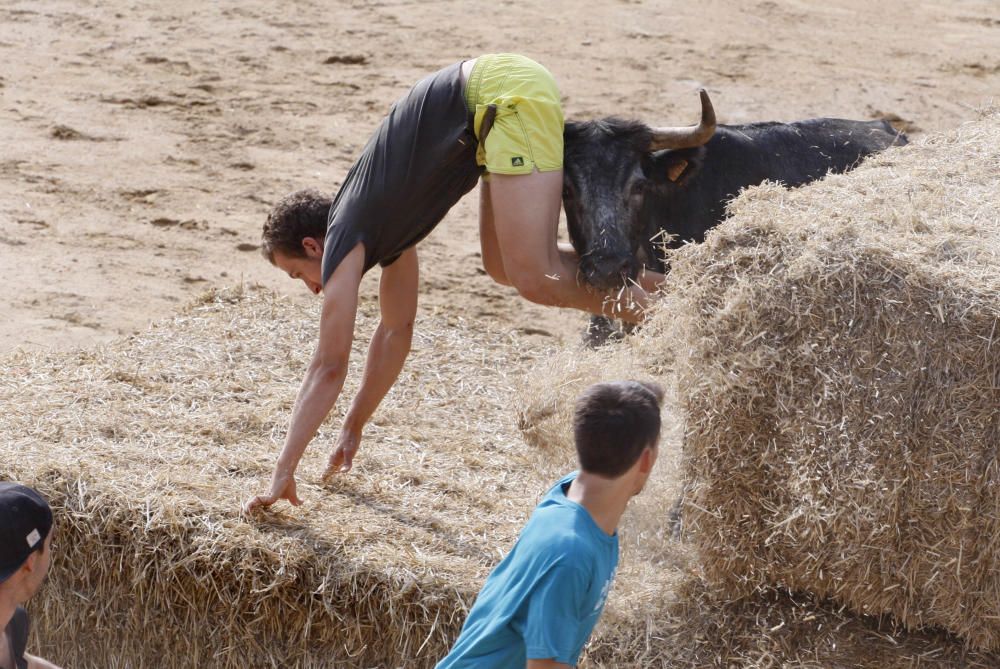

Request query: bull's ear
[
  {"left": 650, "top": 146, "right": 704, "bottom": 185},
  {"left": 666, "top": 158, "right": 688, "bottom": 182},
  {"left": 664, "top": 155, "right": 691, "bottom": 183}
]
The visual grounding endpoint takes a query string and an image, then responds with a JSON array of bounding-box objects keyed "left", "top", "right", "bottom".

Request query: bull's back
[
  {"left": 711, "top": 118, "right": 904, "bottom": 186},
  {"left": 653, "top": 118, "right": 905, "bottom": 246}
]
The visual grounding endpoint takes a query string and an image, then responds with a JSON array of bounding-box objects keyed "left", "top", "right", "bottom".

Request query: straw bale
[
  {"left": 1, "top": 285, "right": 688, "bottom": 668},
  {"left": 0, "top": 286, "right": 553, "bottom": 668},
  {"left": 660, "top": 108, "right": 1000, "bottom": 649},
  {"left": 20, "top": 287, "right": 988, "bottom": 669},
  {"left": 516, "top": 341, "right": 1000, "bottom": 668}
]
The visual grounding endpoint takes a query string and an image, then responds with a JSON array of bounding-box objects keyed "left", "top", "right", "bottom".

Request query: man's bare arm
[
  {"left": 325, "top": 246, "right": 419, "bottom": 475},
  {"left": 26, "top": 653, "right": 63, "bottom": 669},
  {"left": 526, "top": 660, "right": 572, "bottom": 669},
  {"left": 244, "top": 243, "right": 365, "bottom": 512}
]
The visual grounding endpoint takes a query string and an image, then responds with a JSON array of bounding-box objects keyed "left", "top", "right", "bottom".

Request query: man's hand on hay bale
[
  {"left": 322, "top": 427, "right": 361, "bottom": 479},
  {"left": 243, "top": 469, "right": 303, "bottom": 514}
]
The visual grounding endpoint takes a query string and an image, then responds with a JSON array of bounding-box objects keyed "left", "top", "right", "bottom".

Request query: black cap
[{"left": 0, "top": 483, "right": 53, "bottom": 584}]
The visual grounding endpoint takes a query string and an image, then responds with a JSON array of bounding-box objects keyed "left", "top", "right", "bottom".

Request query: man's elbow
[{"left": 526, "top": 660, "right": 572, "bottom": 669}]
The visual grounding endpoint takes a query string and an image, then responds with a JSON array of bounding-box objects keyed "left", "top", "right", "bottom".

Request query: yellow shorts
[{"left": 465, "top": 53, "right": 564, "bottom": 175}]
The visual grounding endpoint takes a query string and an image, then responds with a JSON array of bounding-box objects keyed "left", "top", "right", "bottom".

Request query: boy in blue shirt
[{"left": 438, "top": 380, "right": 664, "bottom": 669}]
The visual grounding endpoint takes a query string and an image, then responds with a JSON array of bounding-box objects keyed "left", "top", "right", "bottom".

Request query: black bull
[{"left": 562, "top": 91, "right": 906, "bottom": 341}]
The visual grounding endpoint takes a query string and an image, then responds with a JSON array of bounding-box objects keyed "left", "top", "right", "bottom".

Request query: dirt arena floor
[{"left": 1, "top": 0, "right": 997, "bottom": 354}]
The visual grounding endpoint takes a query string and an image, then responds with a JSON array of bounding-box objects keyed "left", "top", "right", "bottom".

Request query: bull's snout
[{"left": 579, "top": 253, "right": 640, "bottom": 291}]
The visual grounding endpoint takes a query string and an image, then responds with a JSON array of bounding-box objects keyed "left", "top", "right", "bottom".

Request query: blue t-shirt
[{"left": 437, "top": 472, "right": 619, "bottom": 668}]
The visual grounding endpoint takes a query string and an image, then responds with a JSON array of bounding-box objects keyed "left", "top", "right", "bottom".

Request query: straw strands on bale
[
  {"left": 0, "top": 289, "right": 553, "bottom": 667},
  {"left": 0, "top": 286, "right": 683, "bottom": 668},
  {"left": 516, "top": 351, "right": 1000, "bottom": 668},
  {"left": 668, "top": 108, "right": 1000, "bottom": 650}
]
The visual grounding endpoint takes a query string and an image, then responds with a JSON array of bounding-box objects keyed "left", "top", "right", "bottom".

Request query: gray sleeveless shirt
[{"left": 321, "top": 61, "right": 481, "bottom": 285}]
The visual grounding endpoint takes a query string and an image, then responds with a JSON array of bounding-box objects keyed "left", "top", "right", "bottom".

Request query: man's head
[
  {"left": 573, "top": 380, "right": 664, "bottom": 493},
  {"left": 0, "top": 483, "right": 54, "bottom": 603},
  {"left": 261, "top": 189, "right": 331, "bottom": 295}
]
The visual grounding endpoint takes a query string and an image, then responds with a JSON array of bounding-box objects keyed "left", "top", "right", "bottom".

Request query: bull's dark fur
[
  {"left": 641, "top": 118, "right": 906, "bottom": 256},
  {"left": 563, "top": 115, "right": 907, "bottom": 344},
  {"left": 564, "top": 118, "right": 653, "bottom": 159}
]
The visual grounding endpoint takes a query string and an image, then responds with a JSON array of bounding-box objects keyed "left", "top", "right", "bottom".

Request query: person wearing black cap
[{"left": 0, "top": 483, "right": 62, "bottom": 669}]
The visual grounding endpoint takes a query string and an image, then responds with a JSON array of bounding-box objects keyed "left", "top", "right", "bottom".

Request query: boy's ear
[
  {"left": 638, "top": 445, "right": 658, "bottom": 475},
  {"left": 21, "top": 550, "right": 38, "bottom": 574}
]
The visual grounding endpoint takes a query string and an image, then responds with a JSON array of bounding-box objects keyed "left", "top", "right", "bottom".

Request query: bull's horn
[{"left": 648, "top": 89, "right": 716, "bottom": 151}]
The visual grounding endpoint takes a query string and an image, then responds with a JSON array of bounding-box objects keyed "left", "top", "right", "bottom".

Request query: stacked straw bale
[
  {"left": 516, "top": 342, "right": 1000, "bottom": 668},
  {"left": 4, "top": 288, "right": 519, "bottom": 668},
  {"left": 663, "top": 109, "right": 1000, "bottom": 649},
  {"left": 0, "top": 286, "right": 683, "bottom": 668}
]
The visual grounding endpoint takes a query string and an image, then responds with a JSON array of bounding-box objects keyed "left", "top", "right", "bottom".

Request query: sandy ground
[{"left": 1, "top": 0, "right": 998, "bottom": 353}]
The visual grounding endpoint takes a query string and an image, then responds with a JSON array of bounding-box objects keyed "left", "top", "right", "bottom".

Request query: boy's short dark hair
[
  {"left": 573, "top": 380, "right": 664, "bottom": 478},
  {"left": 261, "top": 189, "right": 332, "bottom": 263}
]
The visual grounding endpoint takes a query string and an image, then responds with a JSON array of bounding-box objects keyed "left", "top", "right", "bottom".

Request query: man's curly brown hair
[{"left": 261, "top": 189, "right": 332, "bottom": 263}]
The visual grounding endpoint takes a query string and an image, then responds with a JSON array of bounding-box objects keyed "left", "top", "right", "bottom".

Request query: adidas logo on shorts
[{"left": 511, "top": 156, "right": 525, "bottom": 167}]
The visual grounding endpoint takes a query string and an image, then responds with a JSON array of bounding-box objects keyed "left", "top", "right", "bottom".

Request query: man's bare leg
[
  {"left": 487, "top": 169, "right": 650, "bottom": 323},
  {"left": 478, "top": 181, "right": 511, "bottom": 286}
]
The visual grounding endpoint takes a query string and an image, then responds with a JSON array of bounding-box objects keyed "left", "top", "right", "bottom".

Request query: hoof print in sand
[{"left": 323, "top": 54, "right": 368, "bottom": 65}]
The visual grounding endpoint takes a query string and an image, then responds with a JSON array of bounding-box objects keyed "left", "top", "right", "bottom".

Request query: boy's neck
[
  {"left": 565, "top": 471, "right": 630, "bottom": 536},
  {"left": 0, "top": 590, "right": 17, "bottom": 632}
]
